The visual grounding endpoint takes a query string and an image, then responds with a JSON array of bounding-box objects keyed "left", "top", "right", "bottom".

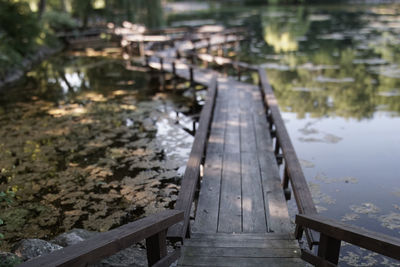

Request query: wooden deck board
[
  {"left": 192, "top": 99, "right": 225, "bottom": 234},
  {"left": 179, "top": 256, "right": 305, "bottom": 267}
]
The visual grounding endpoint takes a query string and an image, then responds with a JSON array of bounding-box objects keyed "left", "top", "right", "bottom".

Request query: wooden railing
[
  {"left": 166, "top": 75, "right": 218, "bottom": 241},
  {"left": 257, "top": 67, "right": 319, "bottom": 246},
  {"left": 296, "top": 214, "right": 400, "bottom": 265},
  {"left": 18, "top": 210, "right": 183, "bottom": 267}
]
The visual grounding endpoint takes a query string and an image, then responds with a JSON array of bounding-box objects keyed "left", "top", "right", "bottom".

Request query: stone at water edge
[
  {"left": 91, "top": 245, "right": 148, "bottom": 267},
  {"left": 51, "top": 228, "right": 98, "bottom": 247},
  {"left": 12, "top": 239, "right": 62, "bottom": 261}
]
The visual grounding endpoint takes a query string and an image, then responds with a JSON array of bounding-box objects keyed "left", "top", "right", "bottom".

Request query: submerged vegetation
[{"left": 0, "top": 55, "right": 199, "bottom": 250}]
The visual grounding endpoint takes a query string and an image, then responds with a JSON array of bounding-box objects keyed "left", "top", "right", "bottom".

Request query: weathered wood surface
[
  {"left": 179, "top": 233, "right": 303, "bottom": 266},
  {"left": 144, "top": 55, "right": 301, "bottom": 265},
  {"left": 18, "top": 210, "right": 183, "bottom": 267},
  {"left": 167, "top": 75, "right": 218, "bottom": 240},
  {"left": 258, "top": 68, "right": 319, "bottom": 246}
]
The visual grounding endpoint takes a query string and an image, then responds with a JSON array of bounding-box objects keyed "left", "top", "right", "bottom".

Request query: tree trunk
[{"left": 38, "top": 0, "right": 46, "bottom": 18}]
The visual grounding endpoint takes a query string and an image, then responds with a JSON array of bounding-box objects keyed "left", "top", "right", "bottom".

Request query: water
[
  {"left": 167, "top": 3, "right": 400, "bottom": 266},
  {"left": 0, "top": 53, "right": 200, "bottom": 250}
]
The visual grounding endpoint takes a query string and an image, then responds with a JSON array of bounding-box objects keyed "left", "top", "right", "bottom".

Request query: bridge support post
[
  {"left": 317, "top": 233, "right": 341, "bottom": 265},
  {"left": 146, "top": 230, "right": 167, "bottom": 266}
]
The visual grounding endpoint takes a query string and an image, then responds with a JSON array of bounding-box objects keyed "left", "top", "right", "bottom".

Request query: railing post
[
  {"left": 190, "top": 66, "right": 194, "bottom": 86},
  {"left": 160, "top": 57, "right": 164, "bottom": 73},
  {"left": 146, "top": 230, "right": 167, "bottom": 266},
  {"left": 139, "top": 40, "right": 145, "bottom": 57},
  {"left": 274, "top": 137, "right": 280, "bottom": 155},
  {"left": 172, "top": 61, "right": 176, "bottom": 77},
  {"left": 145, "top": 55, "right": 150, "bottom": 67},
  {"left": 318, "top": 233, "right": 341, "bottom": 265},
  {"left": 283, "top": 165, "right": 291, "bottom": 200}
]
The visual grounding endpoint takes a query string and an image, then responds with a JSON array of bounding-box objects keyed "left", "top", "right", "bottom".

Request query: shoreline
[{"left": 0, "top": 45, "right": 64, "bottom": 90}]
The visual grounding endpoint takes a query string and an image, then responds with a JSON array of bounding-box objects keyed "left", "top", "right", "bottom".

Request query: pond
[
  {"left": 0, "top": 52, "right": 203, "bottom": 251},
  {"left": 166, "top": 3, "right": 400, "bottom": 266},
  {"left": 1, "top": 2, "right": 400, "bottom": 266}
]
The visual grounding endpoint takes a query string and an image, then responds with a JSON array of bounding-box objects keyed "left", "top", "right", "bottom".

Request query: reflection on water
[
  {"left": 169, "top": 3, "right": 400, "bottom": 266},
  {"left": 0, "top": 55, "right": 199, "bottom": 250}
]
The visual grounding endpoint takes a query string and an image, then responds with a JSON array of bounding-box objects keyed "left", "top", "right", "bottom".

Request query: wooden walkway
[{"left": 146, "top": 55, "right": 304, "bottom": 265}]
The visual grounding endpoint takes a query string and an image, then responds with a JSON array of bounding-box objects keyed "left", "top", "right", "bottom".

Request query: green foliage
[
  {"left": 0, "top": 0, "right": 40, "bottom": 55},
  {"left": 0, "top": 253, "right": 22, "bottom": 267},
  {"left": 43, "top": 10, "right": 79, "bottom": 32},
  {"left": 0, "top": 0, "right": 42, "bottom": 78}
]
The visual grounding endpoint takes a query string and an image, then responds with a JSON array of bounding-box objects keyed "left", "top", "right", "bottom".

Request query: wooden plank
[
  {"left": 296, "top": 214, "right": 400, "bottom": 261},
  {"left": 194, "top": 53, "right": 259, "bottom": 72},
  {"left": 183, "top": 238, "right": 299, "bottom": 249},
  {"left": 19, "top": 210, "right": 183, "bottom": 267},
  {"left": 167, "top": 76, "right": 218, "bottom": 240},
  {"left": 241, "top": 151, "right": 267, "bottom": 233},
  {"left": 190, "top": 232, "right": 293, "bottom": 240},
  {"left": 217, "top": 82, "right": 241, "bottom": 233},
  {"left": 192, "top": 77, "right": 227, "bottom": 233},
  {"left": 179, "top": 256, "right": 305, "bottom": 266},
  {"left": 239, "top": 92, "right": 257, "bottom": 153},
  {"left": 218, "top": 152, "right": 242, "bottom": 233},
  {"left": 257, "top": 151, "right": 291, "bottom": 233},
  {"left": 192, "top": 151, "right": 223, "bottom": 233},
  {"left": 258, "top": 67, "right": 318, "bottom": 245},
  {"left": 238, "top": 86, "right": 268, "bottom": 233},
  {"left": 248, "top": 85, "right": 291, "bottom": 233},
  {"left": 181, "top": 246, "right": 300, "bottom": 258}
]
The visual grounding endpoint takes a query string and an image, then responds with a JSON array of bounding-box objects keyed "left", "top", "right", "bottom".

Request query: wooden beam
[
  {"left": 146, "top": 230, "right": 167, "bottom": 266},
  {"left": 301, "top": 249, "right": 337, "bottom": 267},
  {"left": 167, "top": 76, "right": 218, "bottom": 240},
  {"left": 258, "top": 67, "right": 319, "bottom": 246},
  {"left": 296, "top": 214, "right": 400, "bottom": 261},
  {"left": 19, "top": 210, "right": 183, "bottom": 267}
]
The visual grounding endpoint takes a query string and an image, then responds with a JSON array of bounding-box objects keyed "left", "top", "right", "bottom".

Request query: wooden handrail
[
  {"left": 167, "top": 75, "right": 218, "bottom": 241},
  {"left": 296, "top": 214, "right": 400, "bottom": 265},
  {"left": 18, "top": 210, "right": 183, "bottom": 267},
  {"left": 257, "top": 67, "right": 319, "bottom": 247}
]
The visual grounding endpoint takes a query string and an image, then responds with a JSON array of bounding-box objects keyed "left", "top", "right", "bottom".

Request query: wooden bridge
[{"left": 20, "top": 25, "right": 400, "bottom": 267}]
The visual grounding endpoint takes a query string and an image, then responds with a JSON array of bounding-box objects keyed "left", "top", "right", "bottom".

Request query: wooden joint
[
  {"left": 189, "top": 67, "right": 194, "bottom": 85},
  {"left": 282, "top": 166, "right": 289, "bottom": 188},
  {"left": 172, "top": 62, "right": 176, "bottom": 77},
  {"left": 276, "top": 154, "right": 283, "bottom": 165},
  {"left": 295, "top": 224, "right": 304, "bottom": 240},
  {"left": 301, "top": 249, "right": 337, "bottom": 267},
  {"left": 271, "top": 129, "right": 277, "bottom": 138},
  {"left": 159, "top": 57, "right": 164, "bottom": 73}
]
